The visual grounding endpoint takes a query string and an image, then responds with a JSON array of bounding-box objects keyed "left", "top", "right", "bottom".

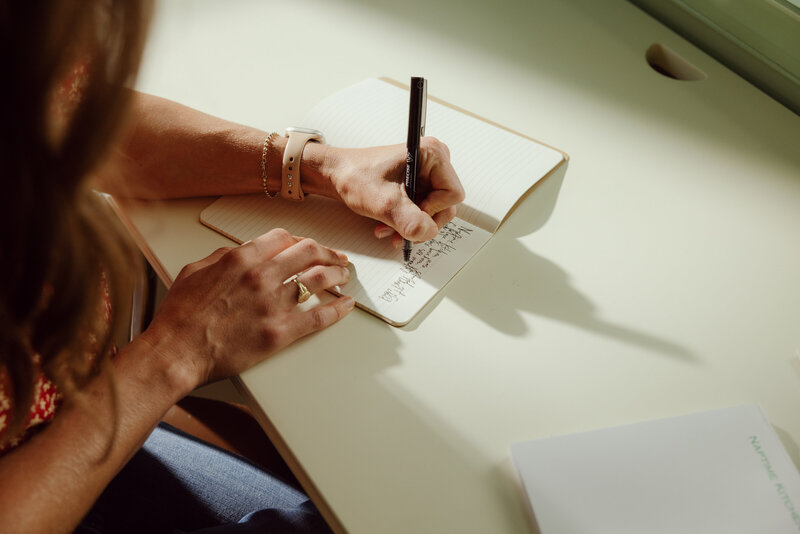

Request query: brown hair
[{"left": 0, "top": 1, "right": 151, "bottom": 443}]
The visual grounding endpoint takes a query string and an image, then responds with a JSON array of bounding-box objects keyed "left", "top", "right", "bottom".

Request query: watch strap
[{"left": 281, "top": 131, "right": 322, "bottom": 201}]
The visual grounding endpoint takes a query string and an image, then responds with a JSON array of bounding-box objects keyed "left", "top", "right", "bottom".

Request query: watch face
[{"left": 286, "top": 127, "right": 324, "bottom": 140}]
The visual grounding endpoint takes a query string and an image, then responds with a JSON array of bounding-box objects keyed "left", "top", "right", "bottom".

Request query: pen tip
[{"left": 403, "top": 248, "right": 410, "bottom": 263}]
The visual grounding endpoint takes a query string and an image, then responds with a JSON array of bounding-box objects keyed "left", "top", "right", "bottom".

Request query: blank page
[
  {"left": 511, "top": 404, "right": 800, "bottom": 534},
  {"left": 201, "top": 195, "right": 491, "bottom": 326},
  {"left": 302, "top": 78, "right": 565, "bottom": 233}
]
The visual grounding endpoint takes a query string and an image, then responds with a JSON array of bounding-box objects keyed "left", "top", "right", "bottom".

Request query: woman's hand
[
  {"left": 324, "top": 137, "right": 465, "bottom": 248},
  {"left": 138, "top": 229, "right": 355, "bottom": 389}
]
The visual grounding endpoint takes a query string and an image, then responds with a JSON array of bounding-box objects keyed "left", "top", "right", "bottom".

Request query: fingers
[
  {"left": 271, "top": 237, "right": 349, "bottom": 280},
  {"left": 375, "top": 138, "right": 463, "bottom": 244},
  {"left": 390, "top": 206, "right": 456, "bottom": 247},
  {"left": 233, "top": 229, "right": 349, "bottom": 283},
  {"left": 195, "top": 229, "right": 298, "bottom": 281},
  {"left": 238, "top": 228, "right": 299, "bottom": 261},
  {"left": 418, "top": 187, "right": 464, "bottom": 219},
  {"left": 290, "top": 296, "right": 356, "bottom": 339},
  {"left": 374, "top": 223, "right": 395, "bottom": 239},
  {"left": 391, "top": 192, "right": 439, "bottom": 242},
  {"left": 431, "top": 205, "right": 457, "bottom": 229},
  {"left": 392, "top": 232, "right": 405, "bottom": 249},
  {"left": 283, "top": 264, "right": 350, "bottom": 304},
  {"left": 418, "top": 138, "right": 465, "bottom": 213},
  {"left": 375, "top": 204, "right": 456, "bottom": 248}
]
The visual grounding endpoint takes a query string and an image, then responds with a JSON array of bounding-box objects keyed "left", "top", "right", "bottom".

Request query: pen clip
[{"left": 420, "top": 78, "right": 427, "bottom": 137}]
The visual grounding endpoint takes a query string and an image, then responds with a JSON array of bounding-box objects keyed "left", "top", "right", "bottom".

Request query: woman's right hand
[{"left": 138, "top": 228, "right": 354, "bottom": 391}]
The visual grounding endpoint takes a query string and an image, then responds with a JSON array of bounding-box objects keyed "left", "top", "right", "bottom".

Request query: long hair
[{"left": 0, "top": 1, "right": 150, "bottom": 443}]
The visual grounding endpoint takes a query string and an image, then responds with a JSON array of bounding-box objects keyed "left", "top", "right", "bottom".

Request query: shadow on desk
[
  {"left": 453, "top": 237, "right": 695, "bottom": 362},
  {"left": 410, "top": 166, "right": 695, "bottom": 362}
]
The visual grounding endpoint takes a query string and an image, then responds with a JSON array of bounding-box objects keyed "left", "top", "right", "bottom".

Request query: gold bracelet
[{"left": 261, "top": 132, "right": 279, "bottom": 199}]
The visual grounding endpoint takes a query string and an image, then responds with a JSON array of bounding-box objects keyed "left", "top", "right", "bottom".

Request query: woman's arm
[
  {"left": 102, "top": 91, "right": 464, "bottom": 246},
  {"left": 101, "top": 91, "right": 269, "bottom": 199},
  {"left": 0, "top": 336, "right": 192, "bottom": 534},
  {"left": 0, "top": 229, "right": 354, "bottom": 534}
]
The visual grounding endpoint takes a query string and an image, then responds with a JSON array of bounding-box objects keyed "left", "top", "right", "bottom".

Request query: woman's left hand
[{"left": 324, "top": 137, "right": 465, "bottom": 247}]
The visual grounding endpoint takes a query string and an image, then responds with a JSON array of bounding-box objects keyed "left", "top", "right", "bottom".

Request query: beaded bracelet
[{"left": 260, "top": 132, "right": 279, "bottom": 199}]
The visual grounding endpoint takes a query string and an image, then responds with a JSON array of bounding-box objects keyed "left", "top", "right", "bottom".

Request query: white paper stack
[{"left": 511, "top": 404, "right": 800, "bottom": 533}]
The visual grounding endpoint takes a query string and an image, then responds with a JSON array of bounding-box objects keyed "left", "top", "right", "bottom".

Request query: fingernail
[
  {"left": 342, "top": 266, "right": 351, "bottom": 282},
  {"left": 375, "top": 226, "right": 394, "bottom": 239},
  {"left": 342, "top": 296, "right": 355, "bottom": 308},
  {"left": 337, "top": 251, "right": 349, "bottom": 264}
]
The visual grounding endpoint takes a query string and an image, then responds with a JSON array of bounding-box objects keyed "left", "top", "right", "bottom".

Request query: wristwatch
[{"left": 281, "top": 127, "right": 325, "bottom": 201}]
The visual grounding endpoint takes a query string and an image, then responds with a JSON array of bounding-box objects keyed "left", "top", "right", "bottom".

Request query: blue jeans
[{"left": 75, "top": 423, "right": 331, "bottom": 533}]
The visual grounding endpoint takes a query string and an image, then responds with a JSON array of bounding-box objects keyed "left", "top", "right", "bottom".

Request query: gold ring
[{"left": 292, "top": 277, "right": 311, "bottom": 304}]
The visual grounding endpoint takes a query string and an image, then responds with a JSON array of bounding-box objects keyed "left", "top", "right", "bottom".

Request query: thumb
[{"left": 389, "top": 195, "right": 439, "bottom": 242}]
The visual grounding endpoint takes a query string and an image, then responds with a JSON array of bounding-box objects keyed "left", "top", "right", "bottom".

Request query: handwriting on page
[{"left": 378, "top": 222, "right": 474, "bottom": 304}]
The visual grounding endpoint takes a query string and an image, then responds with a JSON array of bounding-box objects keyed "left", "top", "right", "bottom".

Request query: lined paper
[
  {"left": 302, "top": 79, "right": 565, "bottom": 232},
  {"left": 201, "top": 195, "right": 490, "bottom": 325}
]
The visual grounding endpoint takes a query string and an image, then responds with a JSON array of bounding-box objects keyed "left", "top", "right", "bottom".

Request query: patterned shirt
[
  {"left": 0, "top": 357, "right": 63, "bottom": 454},
  {"left": 0, "top": 278, "right": 112, "bottom": 455}
]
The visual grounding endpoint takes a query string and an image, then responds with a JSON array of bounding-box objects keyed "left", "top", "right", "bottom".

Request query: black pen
[{"left": 404, "top": 76, "right": 427, "bottom": 263}]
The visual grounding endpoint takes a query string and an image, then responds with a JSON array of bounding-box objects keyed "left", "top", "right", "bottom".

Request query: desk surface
[{"left": 128, "top": 0, "right": 800, "bottom": 532}]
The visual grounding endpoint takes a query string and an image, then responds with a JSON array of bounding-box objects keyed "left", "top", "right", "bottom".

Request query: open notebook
[{"left": 200, "top": 78, "right": 568, "bottom": 325}]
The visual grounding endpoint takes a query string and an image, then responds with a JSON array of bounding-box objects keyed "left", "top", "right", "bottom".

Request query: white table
[{"left": 126, "top": 0, "right": 800, "bottom": 531}]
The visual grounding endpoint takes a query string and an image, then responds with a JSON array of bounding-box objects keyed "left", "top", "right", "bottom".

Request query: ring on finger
[{"left": 285, "top": 274, "right": 312, "bottom": 304}]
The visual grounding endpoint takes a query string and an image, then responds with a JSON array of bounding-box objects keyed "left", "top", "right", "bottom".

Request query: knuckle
[
  {"left": 435, "top": 207, "right": 457, "bottom": 228},
  {"left": 402, "top": 217, "right": 427, "bottom": 239},
  {"left": 261, "top": 228, "right": 295, "bottom": 250},
  {"left": 307, "top": 268, "right": 329, "bottom": 287},
  {"left": 338, "top": 265, "right": 351, "bottom": 283},
  {"left": 297, "top": 237, "right": 321, "bottom": 256},
  {"left": 311, "top": 308, "right": 330, "bottom": 330},
  {"left": 221, "top": 247, "right": 247, "bottom": 268},
  {"left": 267, "top": 228, "right": 292, "bottom": 241},
  {"left": 240, "top": 266, "right": 265, "bottom": 290},
  {"left": 424, "top": 137, "right": 449, "bottom": 159},
  {"left": 176, "top": 263, "right": 195, "bottom": 280},
  {"left": 259, "top": 322, "right": 282, "bottom": 349}
]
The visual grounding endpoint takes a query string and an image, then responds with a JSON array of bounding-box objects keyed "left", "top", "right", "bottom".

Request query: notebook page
[
  {"left": 201, "top": 195, "right": 491, "bottom": 326},
  {"left": 302, "top": 78, "right": 564, "bottom": 232}
]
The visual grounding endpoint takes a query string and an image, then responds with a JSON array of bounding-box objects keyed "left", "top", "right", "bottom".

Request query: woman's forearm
[
  {"left": 103, "top": 91, "right": 336, "bottom": 200},
  {"left": 101, "top": 92, "right": 463, "bottom": 245},
  {"left": 0, "top": 337, "right": 196, "bottom": 534},
  {"left": 104, "top": 91, "right": 266, "bottom": 198}
]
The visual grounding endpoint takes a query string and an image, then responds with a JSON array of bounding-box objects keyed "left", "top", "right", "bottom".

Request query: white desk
[{"left": 127, "top": 0, "right": 800, "bottom": 531}]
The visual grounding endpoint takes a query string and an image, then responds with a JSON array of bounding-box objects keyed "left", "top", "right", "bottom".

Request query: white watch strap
[{"left": 281, "top": 131, "right": 321, "bottom": 201}]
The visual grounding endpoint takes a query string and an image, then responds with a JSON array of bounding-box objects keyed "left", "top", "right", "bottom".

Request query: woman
[{"left": 0, "top": 2, "right": 464, "bottom": 533}]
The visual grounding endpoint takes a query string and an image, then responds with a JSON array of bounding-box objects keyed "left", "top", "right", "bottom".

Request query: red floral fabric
[
  {"left": 0, "top": 279, "right": 112, "bottom": 455},
  {"left": 0, "top": 357, "right": 63, "bottom": 454},
  {"left": 52, "top": 61, "right": 89, "bottom": 124}
]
